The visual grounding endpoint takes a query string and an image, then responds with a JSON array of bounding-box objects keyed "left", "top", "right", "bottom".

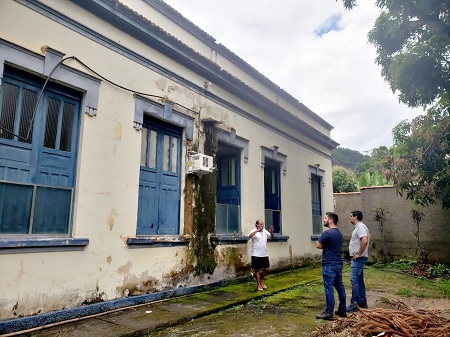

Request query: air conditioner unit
[{"left": 187, "top": 153, "right": 214, "bottom": 175}]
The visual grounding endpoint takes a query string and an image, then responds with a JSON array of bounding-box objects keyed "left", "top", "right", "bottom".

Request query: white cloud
[{"left": 162, "top": 0, "right": 423, "bottom": 153}]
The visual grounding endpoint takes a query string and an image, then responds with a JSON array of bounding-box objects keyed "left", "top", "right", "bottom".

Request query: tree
[
  {"left": 339, "top": 0, "right": 450, "bottom": 208},
  {"left": 339, "top": 0, "right": 450, "bottom": 109},
  {"left": 355, "top": 146, "right": 391, "bottom": 177},
  {"left": 385, "top": 104, "right": 450, "bottom": 208},
  {"left": 332, "top": 166, "right": 359, "bottom": 193},
  {"left": 358, "top": 171, "right": 391, "bottom": 187}
]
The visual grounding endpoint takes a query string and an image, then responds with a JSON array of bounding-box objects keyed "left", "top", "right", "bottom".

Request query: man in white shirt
[
  {"left": 248, "top": 219, "right": 274, "bottom": 291},
  {"left": 347, "top": 210, "right": 370, "bottom": 312}
]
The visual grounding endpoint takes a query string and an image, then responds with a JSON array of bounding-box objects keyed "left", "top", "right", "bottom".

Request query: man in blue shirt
[{"left": 315, "top": 211, "right": 347, "bottom": 320}]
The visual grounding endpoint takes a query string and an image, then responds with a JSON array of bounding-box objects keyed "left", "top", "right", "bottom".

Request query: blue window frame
[
  {"left": 311, "top": 174, "right": 323, "bottom": 235},
  {"left": 0, "top": 66, "right": 81, "bottom": 235},
  {"left": 137, "top": 118, "right": 182, "bottom": 235},
  {"left": 216, "top": 142, "right": 241, "bottom": 235},
  {"left": 264, "top": 158, "right": 282, "bottom": 234}
]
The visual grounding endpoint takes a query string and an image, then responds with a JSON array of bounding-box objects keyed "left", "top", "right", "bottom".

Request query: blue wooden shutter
[
  {"left": 0, "top": 67, "right": 81, "bottom": 235},
  {"left": 137, "top": 121, "right": 181, "bottom": 235},
  {"left": 311, "top": 174, "right": 322, "bottom": 235}
]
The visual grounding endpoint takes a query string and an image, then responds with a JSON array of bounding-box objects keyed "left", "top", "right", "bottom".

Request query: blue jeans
[
  {"left": 322, "top": 265, "right": 346, "bottom": 314},
  {"left": 350, "top": 257, "right": 368, "bottom": 307}
]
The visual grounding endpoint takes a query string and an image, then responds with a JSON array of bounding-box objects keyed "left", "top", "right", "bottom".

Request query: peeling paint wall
[
  {"left": 335, "top": 187, "right": 450, "bottom": 263},
  {"left": 0, "top": 0, "right": 334, "bottom": 320}
]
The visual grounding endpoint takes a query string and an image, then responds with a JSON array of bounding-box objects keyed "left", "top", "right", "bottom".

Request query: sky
[{"left": 162, "top": 0, "right": 424, "bottom": 154}]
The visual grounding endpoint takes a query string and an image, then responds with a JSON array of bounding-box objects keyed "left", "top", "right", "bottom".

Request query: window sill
[
  {"left": 213, "top": 235, "right": 289, "bottom": 244},
  {"left": 310, "top": 235, "right": 321, "bottom": 241},
  {"left": 270, "top": 235, "right": 289, "bottom": 242},
  {"left": 0, "top": 237, "right": 89, "bottom": 253},
  {"left": 213, "top": 235, "right": 249, "bottom": 245},
  {"left": 127, "top": 236, "right": 190, "bottom": 248}
]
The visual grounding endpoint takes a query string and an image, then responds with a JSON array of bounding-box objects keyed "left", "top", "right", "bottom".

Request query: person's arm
[
  {"left": 268, "top": 226, "right": 274, "bottom": 239},
  {"left": 316, "top": 232, "right": 325, "bottom": 249},
  {"left": 353, "top": 236, "right": 368, "bottom": 258},
  {"left": 248, "top": 229, "right": 257, "bottom": 238}
]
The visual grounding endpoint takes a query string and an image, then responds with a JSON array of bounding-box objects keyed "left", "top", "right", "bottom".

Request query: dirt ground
[{"left": 366, "top": 289, "right": 450, "bottom": 317}]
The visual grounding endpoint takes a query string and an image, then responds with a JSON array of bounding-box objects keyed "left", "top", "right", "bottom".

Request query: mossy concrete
[
  {"left": 17, "top": 266, "right": 323, "bottom": 337},
  {"left": 190, "top": 123, "right": 218, "bottom": 276},
  {"left": 151, "top": 268, "right": 328, "bottom": 337}
]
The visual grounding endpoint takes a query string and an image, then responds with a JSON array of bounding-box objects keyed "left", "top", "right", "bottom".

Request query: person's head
[
  {"left": 350, "top": 210, "right": 363, "bottom": 224},
  {"left": 255, "top": 219, "right": 265, "bottom": 230},
  {"left": 324, "top": 212, "right": 338, "bottom": 227}
]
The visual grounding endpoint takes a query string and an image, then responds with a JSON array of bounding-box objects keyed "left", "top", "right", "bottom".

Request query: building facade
[{"left": 0, "top": 0, "right": 338, "bottom": 320}]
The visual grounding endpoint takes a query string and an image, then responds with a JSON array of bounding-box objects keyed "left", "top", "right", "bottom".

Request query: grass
[
  {"left": 342, "top": 264, "right": 447, "bottom": 299},
  {"left": 436, "top": 279, "right": 450, "bottom": 299}
]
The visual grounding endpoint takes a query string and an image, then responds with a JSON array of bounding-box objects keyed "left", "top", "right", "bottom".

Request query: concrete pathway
[{"left": 4, "top": 266, "right": 322, "bottom": 337}]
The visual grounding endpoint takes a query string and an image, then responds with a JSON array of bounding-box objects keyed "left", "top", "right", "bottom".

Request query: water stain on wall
[
  {"left": 155, "top": 78, "right": 167, "bottom": 91},
  {"left": 117, "top": 261, "right": 132, "bottom": 275},
  {"left": 119, "top": 272, "right": 160, "bottom": 296},
  {"left": 17, "top": 259, "right": 24, "bottom": 281},
  {"left": 108, "top": 208, "right": 118, "bottom": 231},
  {"left": 163, "top": 255, "right": 195, "bottom": 288},
  {"left": 218, "top": 247, "right": 248, "bottom": 276},
  {"left": 114, "top": 121, "right": 122, "bottom": 140}
]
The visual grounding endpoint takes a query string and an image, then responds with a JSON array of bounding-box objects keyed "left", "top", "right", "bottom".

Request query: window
[
  {"left": 216, "top": 142, "right": 241, "bottom": 235},
  {"left": 137, "top": 118, "right": 182, "bottom": 235},
  {"left": 0, "top": 66, "right": 81, "bottom": 235},
  {"left": 264, "top": 158, "right": 281, "bottom": 234},
  {"left": 311, "top": 174, "right": 322, "bottom": 236}
]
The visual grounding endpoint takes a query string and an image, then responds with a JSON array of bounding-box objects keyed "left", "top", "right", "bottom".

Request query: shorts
[{"left": 251, "top": 256, "right": 270, "bottom": 271}]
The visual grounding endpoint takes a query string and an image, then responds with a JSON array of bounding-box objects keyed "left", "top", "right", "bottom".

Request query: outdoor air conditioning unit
[{"left": 187, "top": 153, "right": 214, "bottom": 175}]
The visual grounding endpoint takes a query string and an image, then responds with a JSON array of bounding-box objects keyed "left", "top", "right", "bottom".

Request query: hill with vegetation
[{"left": 331, "top": 147, "right": 367, "bottom": 171}]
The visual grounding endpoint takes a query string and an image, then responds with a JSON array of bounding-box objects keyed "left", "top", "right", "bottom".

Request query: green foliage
[
  {"left": 332, "top": 166, "right": 359, "bottom": 193},
  {"left": 385, "top": 258, "right": 417, "bottom": 270},
  {"left": 338, "top": 0, "right": 450, "bottom": 208},
  {"left": 372, "top": 261, "right": 387, "bottom": 269},
  {"left": 355, "top": 146, "right": 392, "bottom": 177},
  {"left": 358, "top": 171, "right": 392, "bottom": 187},
  {"left": 429, "top": 264, "right": 450, "bottom": 279},
  {"left": 386, "top": 105, "right": 450, "bottom": 208},
  {"left": 366, "top": 0, "right": 449, "bottom": 109},
  {"left": 332, "top": 147, "right": 366, "bottom": 170},
  {"left": 339, "top": 0, "right": 357, "bottom": 10}
]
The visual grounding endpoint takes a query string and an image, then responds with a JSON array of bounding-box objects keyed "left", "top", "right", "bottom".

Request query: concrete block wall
[{"left": 334, "top": 186, "right": 450, "bottom": 263}]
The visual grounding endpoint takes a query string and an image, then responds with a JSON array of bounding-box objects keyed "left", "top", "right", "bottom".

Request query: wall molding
[
  {"left": 261, "top": 145, "right": 287, "bottom": 175},
  {"left": 0, "top": 39, "right": 100, "bottom": 116},
  {"left": 216, "top": 128, "right": 249, "bottom": 162},
  {"left": 134, "top": 95, "right": 194, "bottom": 140}
]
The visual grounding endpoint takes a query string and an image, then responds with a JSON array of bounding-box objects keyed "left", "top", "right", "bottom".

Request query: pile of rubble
[{"left": 311, "top": 300, "right": 450, "bottom": 337}]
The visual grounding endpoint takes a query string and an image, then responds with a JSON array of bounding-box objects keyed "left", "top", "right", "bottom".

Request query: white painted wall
[{"left": 0, "top": 0, "right": 332, "bottom": 319}]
